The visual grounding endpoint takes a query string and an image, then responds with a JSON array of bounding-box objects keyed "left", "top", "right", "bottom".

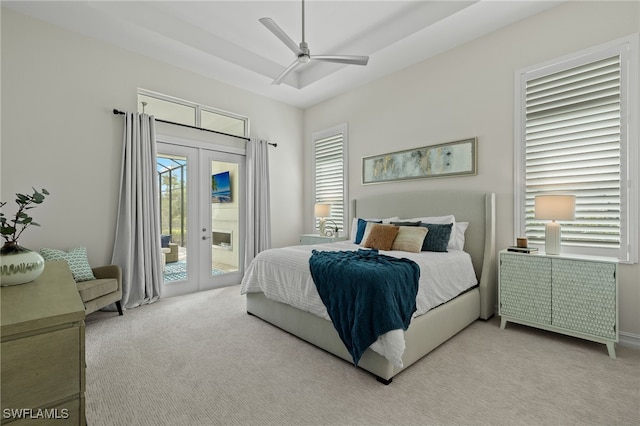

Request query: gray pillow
[
  {"left": 390, "top": 221, "right": 421, "bottom": 227},
  {"left": 419, "top": 223, "right": 453, "bottom": 252}
]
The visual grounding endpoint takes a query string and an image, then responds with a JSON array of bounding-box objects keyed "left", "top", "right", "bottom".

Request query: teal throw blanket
[{"left": 309, "top": 249, "right": 420, "bottom": 365}]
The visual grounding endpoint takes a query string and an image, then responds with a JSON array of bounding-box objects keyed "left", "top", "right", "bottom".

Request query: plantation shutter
[
  {"left": 314, "top": 133, "right": 345, "bottom": 232},
  {"left": 524, "top": 55, "right": 621, "bottom": 249}
]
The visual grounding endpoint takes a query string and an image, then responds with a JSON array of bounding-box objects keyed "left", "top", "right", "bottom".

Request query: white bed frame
[{"left": 246, "top": 190, "right": 496, "bottom": 384}]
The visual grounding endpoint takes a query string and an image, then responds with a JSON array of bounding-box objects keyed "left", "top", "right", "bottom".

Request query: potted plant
[{"left": 0, "top": 188, "right": 50, "bottom": 286}]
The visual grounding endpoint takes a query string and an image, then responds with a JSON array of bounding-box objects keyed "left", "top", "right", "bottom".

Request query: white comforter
[{"left": 240, "top": 241, "right": 477, "bottom": 367}]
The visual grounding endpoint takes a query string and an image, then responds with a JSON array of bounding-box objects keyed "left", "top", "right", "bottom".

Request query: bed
[{"left": 241, "top": 190, "right": 496, "bottom": 384}]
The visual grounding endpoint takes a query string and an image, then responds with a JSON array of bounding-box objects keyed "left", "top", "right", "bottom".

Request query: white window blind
[
  {"left": 524, "top": 55, "right": 622, "bottom": 249},
  {"left": 516, "top": 35, "right": 639, "bottom": 263},
  {"left": 313, "top": 126, "right": 347, "bottom": 232}
]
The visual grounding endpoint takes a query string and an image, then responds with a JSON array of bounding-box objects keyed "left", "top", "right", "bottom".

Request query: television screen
[{"left": 211, "top": 171, "right": 231, "bottom": 203}]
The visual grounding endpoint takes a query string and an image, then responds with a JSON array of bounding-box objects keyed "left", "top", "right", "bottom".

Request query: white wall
[
  {"left": 304, "top": 1, "right": 640, "bottom": 338},
  {"left": 2, "top": 3, "right": 638, "bottom": 339},
  {"left": 1, "top": 8, "right": 304, "bottom": 267}
]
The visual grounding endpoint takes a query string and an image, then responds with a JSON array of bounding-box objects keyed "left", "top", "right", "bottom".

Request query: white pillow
[
  {"left": 349, "top": 216, "right": 400, "bottom": 242},
  {"left": 404, "top": 214, "right": 455, "bottom": 225},
  {"left": 452, "top": 222, "right": 469, "bottom": 251}
]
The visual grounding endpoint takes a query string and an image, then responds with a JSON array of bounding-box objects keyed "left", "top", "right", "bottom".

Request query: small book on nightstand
[{"left": 507, "top": 246, "right": 539, "bottom": 253}]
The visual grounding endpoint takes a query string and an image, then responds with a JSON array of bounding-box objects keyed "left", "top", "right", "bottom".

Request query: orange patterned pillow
[{"left": 363, "top": 224, "right": 400, "bottom": 251}]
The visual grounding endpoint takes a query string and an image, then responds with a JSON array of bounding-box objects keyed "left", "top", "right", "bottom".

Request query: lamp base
[{"left": 545, "top": 221, "right": 561, "bottom": 255}]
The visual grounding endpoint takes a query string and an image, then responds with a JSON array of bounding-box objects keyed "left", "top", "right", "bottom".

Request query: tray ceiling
[{"left": 3, "top": 1, "right": 563, "bottom": 108}]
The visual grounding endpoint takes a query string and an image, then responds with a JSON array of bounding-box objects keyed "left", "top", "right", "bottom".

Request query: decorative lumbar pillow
[
  {"left": 391, "top": 226, "right": 429, "bottom": 253},
  {"left": 419, "top": 223, "right": 453, "bottom": 252},
  {"left": 363, "top": 224, "right": 400, "bottom": 251},
  {"left": 40, "top": 247, "right": 96, "bottom": 282}
]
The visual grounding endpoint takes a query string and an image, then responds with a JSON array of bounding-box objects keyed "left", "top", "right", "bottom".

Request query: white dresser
[{"left": 498, "top": 250, "right": 618, "bottom": 358}]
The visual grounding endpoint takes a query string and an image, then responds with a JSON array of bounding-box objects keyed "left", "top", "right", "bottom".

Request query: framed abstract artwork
[{"left": 362, "top": 137, "right": 477, "bottom": 184}]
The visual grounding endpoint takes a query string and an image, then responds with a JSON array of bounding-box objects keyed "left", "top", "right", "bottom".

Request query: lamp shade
[
  {"left": 534, "top": 195, "right": 576, "bottom": 221},
  {"left": 314, "top": 203, "right": 331, "bottom": 218}
]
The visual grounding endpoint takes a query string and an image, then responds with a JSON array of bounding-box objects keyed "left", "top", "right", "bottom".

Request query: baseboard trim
[{"left": 619, "top": 331, "right": 640, "bottom": 350}]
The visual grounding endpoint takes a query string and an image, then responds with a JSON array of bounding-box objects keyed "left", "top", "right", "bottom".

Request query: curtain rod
[{"left": 112, "top": 109, "right": 277, "bottom": 147}]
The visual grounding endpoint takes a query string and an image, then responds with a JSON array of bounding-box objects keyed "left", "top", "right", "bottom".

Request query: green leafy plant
[{"left": 0, "top": 188, "right": 50, "bottom": 244}]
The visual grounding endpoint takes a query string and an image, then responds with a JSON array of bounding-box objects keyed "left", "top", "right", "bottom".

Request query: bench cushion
[{"left": 76, "top": 278, "right": 118, "bottom": 302}]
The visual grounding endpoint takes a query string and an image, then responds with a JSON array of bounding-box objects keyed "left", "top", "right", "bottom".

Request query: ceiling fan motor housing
[{"left": 298, "top": 42, "right": 311, "bottom": 63}]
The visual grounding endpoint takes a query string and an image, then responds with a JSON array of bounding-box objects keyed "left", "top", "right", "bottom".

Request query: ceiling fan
[{"left": 260, "top": 0, "right": 369, "bottom": 85}]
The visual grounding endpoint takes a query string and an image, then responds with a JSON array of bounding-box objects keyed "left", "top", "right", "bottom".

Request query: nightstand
[
  {"left": 299, "top": 234, "right": 347, "bottom": 245},
  {"left": 498, "top": 249, "right": 618, "bottom": 358}
]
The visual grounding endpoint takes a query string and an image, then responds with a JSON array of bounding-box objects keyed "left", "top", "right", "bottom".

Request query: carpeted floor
[{"left": 85, "top": 286, "right": 640, "bottom": 426}]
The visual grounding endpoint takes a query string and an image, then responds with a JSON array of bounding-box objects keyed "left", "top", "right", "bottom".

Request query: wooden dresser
[{"left": 1, "top": 261, "right": 86, "bottom": 425}]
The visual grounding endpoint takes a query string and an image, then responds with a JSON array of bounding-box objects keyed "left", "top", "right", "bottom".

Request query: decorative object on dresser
[
  {"left": 506, "top": 246, "right": 538, "bottom": 254},
  {"left": 0, "top": 188, "right": 49, "bottom": 286},
  {"left": 534, "top": 194, "right": 576, "bottom": 255},
  {"left": 1, "top": 261, "right": 86, "bottom": 424},
  {"left": 499, "top": 250, "right": 617, "bottom": 357}
]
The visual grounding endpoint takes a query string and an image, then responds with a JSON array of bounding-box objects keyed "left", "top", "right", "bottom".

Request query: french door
[{"left": 157, "top": 140, "right": 245, "bottom": 298}]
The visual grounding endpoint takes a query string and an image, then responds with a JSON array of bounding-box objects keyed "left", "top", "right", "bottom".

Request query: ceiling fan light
[{"left": 298, "top": 55, "right": 311, "bottom": 64}]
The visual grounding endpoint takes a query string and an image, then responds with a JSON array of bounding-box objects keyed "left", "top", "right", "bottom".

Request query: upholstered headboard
[{"left": 351, "top": 190, "right": 496, "bottom": 319}]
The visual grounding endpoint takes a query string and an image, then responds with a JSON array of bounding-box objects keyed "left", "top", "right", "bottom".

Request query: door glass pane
[
  {"left": 158, "top": 154, "right": 188, "bottom": 282},
  {"left": 210, "top": 161, "right": 240, "bottom": 276}
]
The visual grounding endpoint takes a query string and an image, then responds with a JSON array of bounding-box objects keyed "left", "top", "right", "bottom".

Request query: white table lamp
[
  {"left": 314, "top": 203, "right": 331, "bottom": 236},
  {"left": 534, "top": 195, "right": 576, "bottom": 255}
]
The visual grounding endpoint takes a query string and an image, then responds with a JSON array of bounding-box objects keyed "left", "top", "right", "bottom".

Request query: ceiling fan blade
[
  {"left": 312, "top": 55, "right": 369, "bottom": 66},
  {"left": 272, "top": 59, "right": 302, "bottom": 85},
  {"left": 259, "top": 17, "right": 301, "bottom": 55}
]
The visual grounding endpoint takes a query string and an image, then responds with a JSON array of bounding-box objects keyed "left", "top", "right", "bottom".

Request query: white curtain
[
  {"left": 111, "top": 112, "right": 162, "bottom": 309},
  {"left": 244, "top": 137, "right": 272, "bottom": 268}
]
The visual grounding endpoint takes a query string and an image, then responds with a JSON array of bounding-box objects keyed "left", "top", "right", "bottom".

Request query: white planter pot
[{"left": 0, "top": 243, "right": 45, "bottom": 286}]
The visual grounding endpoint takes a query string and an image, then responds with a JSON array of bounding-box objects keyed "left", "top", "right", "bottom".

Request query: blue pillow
[
  {"left": 161, "top": 234, "right": 172, "bottom": 248},
  {"left": 419, "top": 223, "right": 453, "bottom": 252},
  {"left": 354, "top": 219, "right": 382, "bottom": 244}
]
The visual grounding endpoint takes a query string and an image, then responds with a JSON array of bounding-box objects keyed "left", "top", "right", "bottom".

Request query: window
[
  {"left": 515, "top": 35, "right": 638, "bottom": 263},
  {"left": 137, "top": 90, "right": 248, "bottom": 137},
  {"left": 313, "top": 124, "right": 348, "bottom": 234}
]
